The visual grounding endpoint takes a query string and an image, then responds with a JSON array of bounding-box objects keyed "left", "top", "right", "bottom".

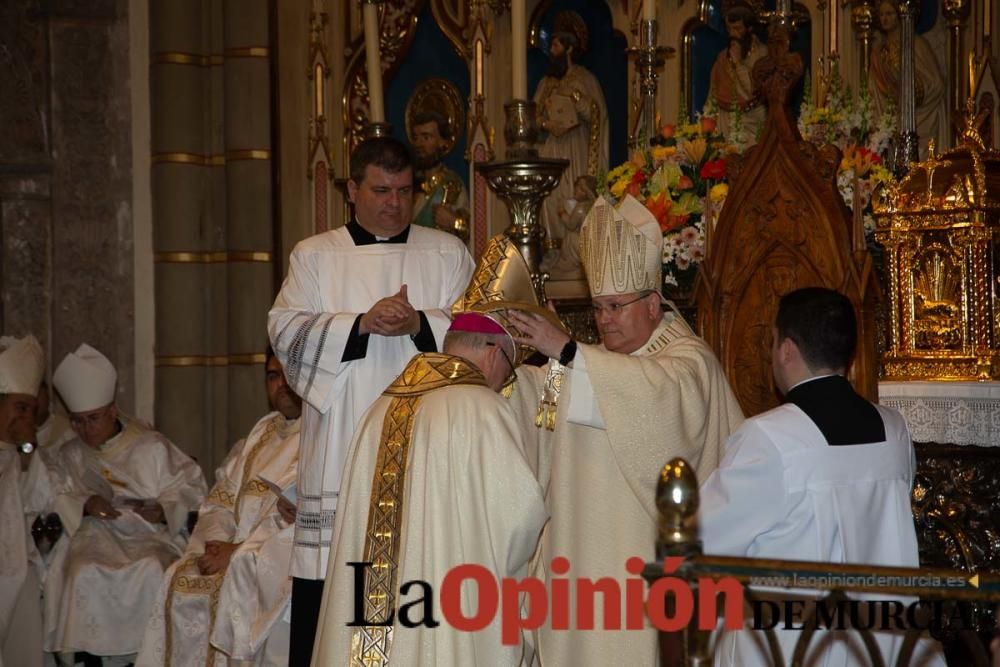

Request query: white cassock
[
  {"left": 267, "top": 224, "right": 474, "bottom": 579},
  {"left": 37, "top": 412, "right": 74, "bottom": 453},
  {"left": 509, "top": 313, "right": 744, "bottom": 666},
  {"left": 136, "top": 412, "right": 299, "bottom": 667},
  {"left": 43, "top": 418, "right": 206, "bottom": 657},
  {"left": 312, "top": 353, "right": 548, "bottom": 666},
  {"left": 0, "top": 444, "right": 56, "bottom": 667},
  {"left": 699, "top": 404, "right": 945, "bottom": 667}
]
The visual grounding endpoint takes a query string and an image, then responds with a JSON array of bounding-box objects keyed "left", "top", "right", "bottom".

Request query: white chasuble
[
  {"left": 312, "top": 353, "right": 548, "bottom": 667},
  {"left": 136, "top": 411, "right": 299, "bottom": 667},
  {"left": 268, "top": 225, "right": 474, "bottom": 579},
  {"left": 699, "top": 405, "right": 945, "bottom": 667},
  {"left": 0, "top": 444, "right": 56, "bottom": 667},
  {"left": 44, "top": 419, "right": 206, "bottom": 656},
  {"left": 509, "top": 313, "right": 744, "bottom": 667}
]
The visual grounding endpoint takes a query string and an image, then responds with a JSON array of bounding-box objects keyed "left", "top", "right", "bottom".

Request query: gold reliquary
[{"left": 873, "top": 121, "right": 1000, "bottom": 381}]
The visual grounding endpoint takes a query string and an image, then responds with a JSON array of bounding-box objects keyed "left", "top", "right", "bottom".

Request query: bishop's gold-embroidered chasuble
[
  {"left": 137, "top": 412, "right": 299, "bottom": 667},
  {"left": 509, "top": 313, "right": 744, "bottom": 666},
  {"left": 312, "top": 353, "right": 548, "bottom": 666}
]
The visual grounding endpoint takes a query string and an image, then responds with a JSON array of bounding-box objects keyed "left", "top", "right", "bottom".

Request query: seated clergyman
[
  {"left": 137, "top": 347, "right": 302, "bottom": 667},
  {"left": 44, "top": 343, "right": 207, "bottom": 663},
  {"left": 0, "top": 335, "right": 62, "bottom": 667}
]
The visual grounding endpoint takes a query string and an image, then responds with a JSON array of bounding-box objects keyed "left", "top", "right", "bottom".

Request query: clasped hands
[
  {"left": 360, "top": 284, "right": 420, "bottom": 337},
  {"left": 197, "top": 540, "right": 238, "bottom": 575}
]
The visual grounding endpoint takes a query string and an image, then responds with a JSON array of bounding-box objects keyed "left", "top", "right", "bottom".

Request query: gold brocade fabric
[{"left": 350, "top": 353, "right": 488, "bottom": 667}]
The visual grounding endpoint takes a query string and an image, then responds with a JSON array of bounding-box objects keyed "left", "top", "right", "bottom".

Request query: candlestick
[
  {"left": 512, "top": 0, "right": 527, "bottom": 100},
  {"left": 362, "top": 1, "right": 385, "bottom": 123}
]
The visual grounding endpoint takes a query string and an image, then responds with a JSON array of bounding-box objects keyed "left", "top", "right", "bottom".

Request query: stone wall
[{"left": 0, "top": 0, "right": 135, "bottom": 413}]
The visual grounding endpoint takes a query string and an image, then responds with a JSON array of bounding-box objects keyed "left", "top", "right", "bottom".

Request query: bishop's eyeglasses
[{"left": 590, "top": 291, "right": 654, "bottom": 316}]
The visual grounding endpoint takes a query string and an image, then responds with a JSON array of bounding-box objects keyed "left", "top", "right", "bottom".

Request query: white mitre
[
  {"left": 54, "top": 343, "right": 117, "bottom": 413},
  {"left": 579, "top": 194, "right": 665, "bottom": 300},
  {"left": 0, "top": 335, "right": 44, "bottom": 396}
]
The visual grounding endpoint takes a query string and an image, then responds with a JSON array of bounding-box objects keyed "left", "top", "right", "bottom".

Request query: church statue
[
  {"left": 704, "top": 1, "right": 767, "bottom": 143},
  {"left": 533, "top": 10, "right": 608, "bottom": 242},
  {"left": 408, "top": 108, "right": 470, "bottom": 241},
  {"left": 868, "top": 0, "right": 947, "bottom": 156},
  {"left": 541, "top": 174, "right": 597, "bottom": 281}
]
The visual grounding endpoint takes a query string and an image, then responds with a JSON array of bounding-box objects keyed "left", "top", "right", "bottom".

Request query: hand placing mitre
[{"left": 507, "top": 303, "right": 571, "bottom": 360}]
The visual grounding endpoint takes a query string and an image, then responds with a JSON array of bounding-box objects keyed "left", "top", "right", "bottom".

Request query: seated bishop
[
  {"left": 312, "top": 309, "right": 550, "bottom": 666},
  {"left": 0, "top": 335, "right": 61, "bottom": 667},
  {"left": 137, "top": 346, "right": 302, "bottom": 667},
  {"left": 44, "top": 343, "right": 207, "bottom": 663}
]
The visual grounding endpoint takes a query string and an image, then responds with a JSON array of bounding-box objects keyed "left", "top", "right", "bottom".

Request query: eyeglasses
[
  {"left": 70, "top": 407, "right": 113, "bottom": 429},
  {"left": 486, "top": 342, "right": 517, "bottom": 386},
  {"left": 590, "top": 293, "right": 652, "bottom": 316}
]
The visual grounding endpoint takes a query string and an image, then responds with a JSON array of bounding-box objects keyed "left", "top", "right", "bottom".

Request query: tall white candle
[
  {"left": 512, "top": 0, "right": 527, "bottom": 100},
  {"left": 643, "top": 0, "right": 656, "bottom": 22},
  {"left": 363, "top": 2, "right": 385, "bottom": 123},
  {"left": 829, "top": 0, "right": 839, "bottom": 54}
]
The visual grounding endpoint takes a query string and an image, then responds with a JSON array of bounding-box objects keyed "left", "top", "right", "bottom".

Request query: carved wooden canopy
[{"left": 694, "top": 20, "right": 880, "bottom": 417}]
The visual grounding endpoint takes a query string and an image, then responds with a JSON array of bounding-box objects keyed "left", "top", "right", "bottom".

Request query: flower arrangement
[
  {"left": 603, "top": 116, "right": 731, "bottom": 293},
  {"left": 797, "top": 68, "right": 896, "bottom": 239}
]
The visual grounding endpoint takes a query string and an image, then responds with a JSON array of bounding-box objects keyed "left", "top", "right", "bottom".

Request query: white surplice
[
  {"left": 43, "top": 418, "right": 206, "bottom": 656},
  {"left": 136, "top": 412, "right": 299, "bottom": 667},
  {"left": 699, "top": 403, "right": 945, "bottom": 667},
  {"left": 267, "top": 224, "right": 474, "bottom": 579},
  {"left": 313, "top": 353, "right": 548, "bottom": 666},
  {"left": 509, "top": 313, "right": 744, "bottom": 666},
  {"left": 0, "top": 443, "right": 56, "bottom": 667}
]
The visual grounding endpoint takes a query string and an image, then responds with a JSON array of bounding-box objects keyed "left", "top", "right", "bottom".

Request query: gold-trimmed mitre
[
  {"left": 580, "top": 195, "right": 663, "bottom": 298},
  {"left": 452, "top": 234, "right": 566, "bottom": 364}
]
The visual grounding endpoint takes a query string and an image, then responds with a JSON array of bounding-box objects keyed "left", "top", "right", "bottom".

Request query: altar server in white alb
[
  {"left": 507, "top": 195, "right": 744, "bottom": 667},
  {"left": 699, "top": 287, "right": 944, "bottom": 667},
  {"left": 267, "top": 136, "right": 473, "bottom": 664},
  {"left": 45, "top": 344, "right": 206, "bottom": 662},
  {"left": 313, "top": 310, "right": 548, "bottom": 666},
  {"left": 137, "top": 347, "right": 302, "bottom": 667},
  {"left": 0, "top": 335, "right": 58, "bottom": 667}
]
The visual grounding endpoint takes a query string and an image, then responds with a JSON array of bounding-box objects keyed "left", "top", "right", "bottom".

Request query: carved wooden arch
[{"left": 694, "top": 20, "right": 880, "bottom": 417}]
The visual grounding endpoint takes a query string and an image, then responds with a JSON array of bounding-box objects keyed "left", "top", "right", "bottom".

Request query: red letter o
[{"left": 440, "top": 564, "right": 499, "bottom": 632}]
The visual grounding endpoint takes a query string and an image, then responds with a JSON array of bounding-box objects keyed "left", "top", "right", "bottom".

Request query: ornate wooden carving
[{"left": 694, "top": 20, "right": 880, "bottom": 417}]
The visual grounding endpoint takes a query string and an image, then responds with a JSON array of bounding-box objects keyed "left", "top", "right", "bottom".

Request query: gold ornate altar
[{"left": 874, "top": 113, "right": 1000, "bottom": 381}]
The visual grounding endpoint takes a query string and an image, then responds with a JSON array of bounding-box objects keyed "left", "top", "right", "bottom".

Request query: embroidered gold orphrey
[{"left": 350, "top": 353, "right": 488, "bottom": 666}]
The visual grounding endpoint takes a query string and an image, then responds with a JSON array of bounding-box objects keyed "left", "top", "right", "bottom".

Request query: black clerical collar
[
  {"left": 346, "top": 220, "right": 410, "bottom": 246},
  {"left": 785, "top": 375, "right": 886, "bottom": 446}
]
